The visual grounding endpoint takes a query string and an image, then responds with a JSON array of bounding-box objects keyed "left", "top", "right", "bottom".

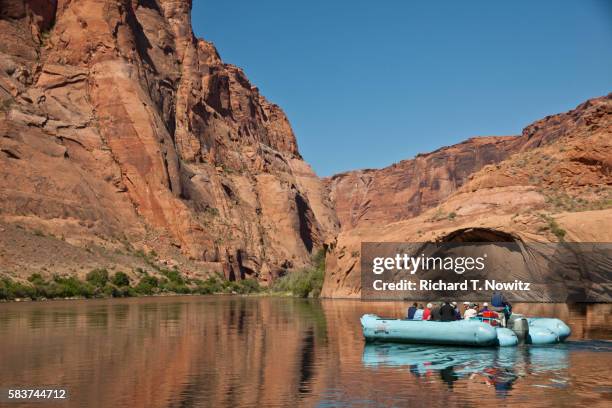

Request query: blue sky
[{"left": 192, "top": 0, "right": 612, "bottom": 176}]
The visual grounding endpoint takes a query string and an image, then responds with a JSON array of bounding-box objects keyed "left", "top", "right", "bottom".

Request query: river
[{"left": 0, "top": 297, "right": 610, "bottom": 407}]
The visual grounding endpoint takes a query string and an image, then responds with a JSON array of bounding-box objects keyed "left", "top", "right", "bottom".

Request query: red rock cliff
[
  {"left": 0, "top": 0, "right": 338, "bottom": 281},
  {"left": 326, "top": 136, "right": 519, "bottom": 230},
  {"left": 322, "top": 95, "right": 611, "bottom": 298}
]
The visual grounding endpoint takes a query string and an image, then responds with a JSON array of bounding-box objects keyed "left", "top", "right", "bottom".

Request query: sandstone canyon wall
[
  {"left": 0, "top": 0, "right": 338, "bottom": 283},
  {"left": 322, "top": 95, "right": 611, "bottom": 298},
  {"left": 326, "top": 95, "right": 611, "bottom": 233},
  {"left": 326, "top": 136, "right": 518, "bottom": 231}
]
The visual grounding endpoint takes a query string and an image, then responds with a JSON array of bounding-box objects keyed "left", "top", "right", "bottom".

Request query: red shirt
[{"left": 422, "top": 308, "right": 431, "bottom": 321}]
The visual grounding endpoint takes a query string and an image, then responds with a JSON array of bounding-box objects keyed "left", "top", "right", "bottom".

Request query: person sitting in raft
[
  {"left": 491, "top": 292, "right": 512, "bottom": 322},
  {"left": 431, "top": 302, "right": 442, "bottom": 321},
  {"left": 463, "top": 304, "right": 478, "bottom": 319},
  {"left": 423, "top": 303, "right": 432, "bottom": 321},
  {"left": 439, "top": 301, "right": 456, "bottom": 322},
  {"left": 413, "top": 304, "right": 425, "bottom": 320},
  {"left": 479, "top": 302, "right": 490, "bottom": 313},
  {"left": 462, "top": 301, "right": 470, "bottom": 316},
  {"left": 406, "top": 302, "right": 417, "bottom": 320},
  {"left": 481, "top": 309, "right": 500, "bottom": 326},
  {"left": 452, "top": 302, "right": 462, "bottom": 320}
]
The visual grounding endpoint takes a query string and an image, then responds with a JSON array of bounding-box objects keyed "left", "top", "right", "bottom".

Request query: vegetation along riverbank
[{"left": 0, "top": 250, "right": 326, "bottom": 302}]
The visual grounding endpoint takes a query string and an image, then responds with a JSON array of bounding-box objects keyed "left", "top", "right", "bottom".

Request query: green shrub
[
  {"left": 161, "top": 268, "right": 184, "bottom": 284},
  {"left": 27, "top": 273, "right": 45, "bottom": 285},
  {"left": 161, "top": 280, "right": 190, "bottom": 294},
  {"left": 221, "top": 281, "right": 237, "bottom": 293},
  {"left": 1, "top": 264, "right": 266, "bottom": 301},
  {"left": 52, "top": 275, "right": 94, "bottom": 298},
  {"left": 272, "top": 267, "right": 324, "bottom": 298},
  {"left": 0, "top": 274, "right": 103, "bottom": 301},
  {"left": 140, "top": 275, "right": 159, "bottom": 287},
  {"left": 312, "top": 248, "right": 326, "bottom": 271},
  {"left": 32, "top": 282, "right": 55, "bottom": 299},
  {"left": 86, "top": 268, "right": 109, "bottom": 288},
  {"left": 111, "top": 272, "right": 130, "bottom": 287},
  {"left": 549, "top": 219, "right": 566, "bottom": 240},
  {"left": 0, "top": 280, "right": 9, "bottom": 300},
  {"left": 272, "top": 248, "right": 326, "bottom": 298},
  {"left": 103, "top": 283, "right": 120, "bottom": 298},
  {"left": 540, "top": 214, "right": 567, "bottom": 241},
  {"left": 237, "top": 279, "right": 261, "bottom": 294},
  {"left": 133, "top": 274, "right": 159, "bottom": 295},
  {"left": 221, "top": 280, "right": 261, "bottom": 294},
  {"left": 134, "top": 281, "right": 155, "bottom": 295},
  {"left": 205, "top": 206, "right": 220, "bottom": 217},
  {"left": 192, "top": 276, "right": 223, "bottom": 294},
  {"left": 0, "top": 278, "right": 36, "bottom": 300}
]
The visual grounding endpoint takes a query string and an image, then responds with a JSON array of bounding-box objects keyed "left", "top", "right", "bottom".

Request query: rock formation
[
  {"left": 323, "top": 95, "right": 611, "bottom": 299},
  {"left": 326, "top": 136, "right": 518, "bottom": 231},
  {"left": 0, "top": 0, "right": 338, "bottom": 283},
  {"left": 327, "top": 95, "right": 611, "bottom": 233}
]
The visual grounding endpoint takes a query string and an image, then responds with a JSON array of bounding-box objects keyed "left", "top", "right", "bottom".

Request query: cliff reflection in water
[{"left": 0, "top": 298, "right": 610, "bottom": 407}]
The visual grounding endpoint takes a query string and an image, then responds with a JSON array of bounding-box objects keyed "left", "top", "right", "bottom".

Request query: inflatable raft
[
  {"left": 361, "top": 314, "right": 570, "bottom": 347},
  {"left": 526, "top": 317, "right": 571, "bottom": 344}
]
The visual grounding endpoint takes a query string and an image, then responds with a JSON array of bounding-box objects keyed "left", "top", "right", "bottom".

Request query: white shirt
[{"left": 464, "top": 308, "right": 477, "bottom": 319}]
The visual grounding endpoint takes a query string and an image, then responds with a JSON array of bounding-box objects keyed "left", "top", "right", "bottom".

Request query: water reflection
[
  {"left": 0, "top": 298, "right": 609, "bottom": 407},
  {"left": 363, "top": 343, "right": 574, "bottom": 395}
]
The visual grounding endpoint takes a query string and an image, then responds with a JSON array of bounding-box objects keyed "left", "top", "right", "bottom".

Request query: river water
[{"left": 0, "top": 297, "right": 610, "bottom": 407}]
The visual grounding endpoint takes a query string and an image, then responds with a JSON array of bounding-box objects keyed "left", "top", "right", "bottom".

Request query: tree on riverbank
[{"left": 271, "top": 249, "right": 325, "bottom": 298}]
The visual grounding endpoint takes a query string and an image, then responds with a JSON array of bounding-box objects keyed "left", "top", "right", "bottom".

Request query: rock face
[
  {"left": 0, "top": 0, "right": 338, "bottom": 282},
  {"left": 327, "top": 95, "right": 612, "bottom": 232},
  {"left": 326, "top": 136, "right": 518, "bottom": 231},
  {"left": 322, "top": 95, "right": 612, "bottom": 298}
]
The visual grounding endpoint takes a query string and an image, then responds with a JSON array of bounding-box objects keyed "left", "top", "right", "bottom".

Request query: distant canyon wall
[{"left": 322, "top": 95, "right": 611, "bottom": 298}]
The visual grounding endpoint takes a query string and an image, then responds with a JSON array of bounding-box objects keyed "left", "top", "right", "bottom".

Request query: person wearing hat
[
  {"left": 463, "top": 303, "right": 478, "bottom": 319},
  {"left": 423, "top": 303, "right": 432, "bottom": 321},
  {"left": 479, "top": 302, "right": 490, "bottom": 314}
]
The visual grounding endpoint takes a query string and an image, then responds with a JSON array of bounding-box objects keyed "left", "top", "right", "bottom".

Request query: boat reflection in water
[{"left": 362, "top": 341, "right": 612, "bottom": 396}]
